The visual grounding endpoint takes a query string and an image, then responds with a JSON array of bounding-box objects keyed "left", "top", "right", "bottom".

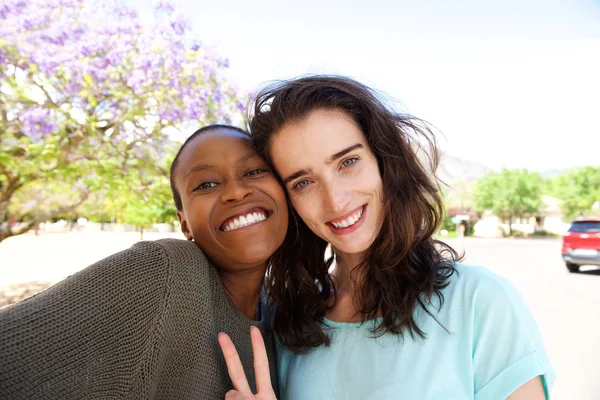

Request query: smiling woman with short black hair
[{"left": 0, "top": 125, "right": 288, "bottom": 400}]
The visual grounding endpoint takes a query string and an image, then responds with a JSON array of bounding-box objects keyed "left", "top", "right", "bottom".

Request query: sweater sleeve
[{"left": 0, "top": 241, "right": 172, "bottom": 400}]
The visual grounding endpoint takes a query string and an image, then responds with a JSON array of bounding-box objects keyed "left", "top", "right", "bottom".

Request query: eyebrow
[
  {"left": 326, "top": 143, "right": 363, "bottom": 164},
  {"left": 185, "top": 164, "right": 217, "bottom": 178},
  {"left": 184, "top": 152, "right": 259, "bottom": 179},
  {"left": 282, "top": 143, "right": 364, "bottom": 185},
  {"left": 283, "top": 168, "right": 313, "bottom": 185},
  {"left": 238, "top": 152, "right": 259, "bottom": 164}
]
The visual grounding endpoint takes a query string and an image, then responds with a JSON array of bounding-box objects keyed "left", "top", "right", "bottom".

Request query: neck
[
  {"left": 326, "top": 249, "right": 368, "bottom": 322},
  {"left": 332, "top": 249, "right": 366, "bottom": 293},
  {"left": 218, "top": 264, "right": 266, "bottom": 320}
]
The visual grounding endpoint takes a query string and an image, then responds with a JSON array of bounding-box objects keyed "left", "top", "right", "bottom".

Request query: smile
[
  {"left": 221, "top": 208, "right": 270, "bottom": 232},
  {"left": 327, "top": 205, "right": 366, "bottom": 230}
]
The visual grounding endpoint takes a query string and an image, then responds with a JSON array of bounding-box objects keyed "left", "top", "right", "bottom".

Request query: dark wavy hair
[{"left": 249, "top": 75, "right": 463, "bottom": 353}]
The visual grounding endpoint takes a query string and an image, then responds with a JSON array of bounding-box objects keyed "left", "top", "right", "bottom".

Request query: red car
[{"left": 561, "top": 216, "right": 600, "bottom": 272}]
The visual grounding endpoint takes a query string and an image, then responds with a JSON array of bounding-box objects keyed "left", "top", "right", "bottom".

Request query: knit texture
[{"left": 0, "top": 239, "right": 278, "bottom": 399}]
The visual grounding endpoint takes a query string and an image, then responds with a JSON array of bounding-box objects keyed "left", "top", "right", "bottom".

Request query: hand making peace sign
[{"left": 218, "top": 326, "right": 278, "bottom": 400}]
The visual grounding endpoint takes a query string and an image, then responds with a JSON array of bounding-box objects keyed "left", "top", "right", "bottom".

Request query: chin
[
  {"left": 333, "top": 242, "right": 368, "bottom": 255},
  {"left": 235, "top": 248, "right": 276, "bottom": 267},
  {"left": 335, "top": 236, "right": 376, "bottom": 256}
]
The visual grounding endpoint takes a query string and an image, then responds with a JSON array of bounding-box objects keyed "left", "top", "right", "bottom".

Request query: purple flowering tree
[{"left": 0, "top": 0, "right": 245, "bottom": 242}]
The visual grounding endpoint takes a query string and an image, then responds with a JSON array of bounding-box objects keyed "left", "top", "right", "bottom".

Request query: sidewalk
[{"left": 0, "top": 230, "right": 183, "bottom": 309}]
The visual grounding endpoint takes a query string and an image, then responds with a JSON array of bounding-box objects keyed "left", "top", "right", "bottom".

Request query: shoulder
[
  {"left": 446, "top": 263, "right": 520, "bottom": 303},
  {"left": 147, "top": 238, "right": 208, "bottom": 263},
  {"left": 443, "top": 264, "right": 545, "bottom": 353},
  {"left": 441, "top": 265, "right": 555, "bottom": 397},
  {"left": 117, "top": 239, "right": 211, "bottom": 274},
  {"left": 433, "top": 263, "right": 531, "bottom": 332},
  {"left": 150, "top": 238, "right": 211, "bottom": 277}
]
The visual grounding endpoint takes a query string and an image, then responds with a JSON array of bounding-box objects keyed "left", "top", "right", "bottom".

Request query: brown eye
[
  {"left": 245, "top": 168, "right": 268, "bottom": 177},
  {"left": 193, "top": 182, "right": 217, "bottom": 191}
]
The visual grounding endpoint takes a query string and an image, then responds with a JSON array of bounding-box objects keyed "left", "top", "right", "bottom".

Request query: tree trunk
[
  {"left": 139, "top": 226, "right": 144, "bottom": 241},
  {"left": 0, "top": 228, "right": 12, "bottom": 244},
  {"left": 0, "top": 191, "right": 89, "bottom": 244}
]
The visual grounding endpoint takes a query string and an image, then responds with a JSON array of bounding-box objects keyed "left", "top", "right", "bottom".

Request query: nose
[
  {"left": 320, "top": 180, "right": 351, "bottom": 214},
  {"left": 220, "top": 179, "right": 253, "bottom": 203}
]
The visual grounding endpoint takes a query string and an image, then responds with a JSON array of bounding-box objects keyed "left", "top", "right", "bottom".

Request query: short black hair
[{"left": 170, "top": 124, "right": 249, "bottom": 211}]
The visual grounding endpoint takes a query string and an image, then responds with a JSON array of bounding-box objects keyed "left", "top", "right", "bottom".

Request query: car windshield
[{"left": 568, "top": 221, "right": 600, "bottom": 233}]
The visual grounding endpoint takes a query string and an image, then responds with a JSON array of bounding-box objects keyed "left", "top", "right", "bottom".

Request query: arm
[
  {"left": 0, "top": 241, "right": 171, "bottom": 399},
  {"left": 468, "top": 267, "right": 555, "bottom": 400},
  {"left": 507, "top": 376, "right": 545, "bottom": 400}
]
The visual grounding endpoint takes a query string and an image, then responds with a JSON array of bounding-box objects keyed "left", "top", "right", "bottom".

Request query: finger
[
  {"left": 250, "top": 326, "right": 274, "bottom": 394},
  {"left": 225, "top": 389, "right": 249, "bottom": 400},
  {"left": 218, "top": 332, "right": 253, "bottom": 396}
]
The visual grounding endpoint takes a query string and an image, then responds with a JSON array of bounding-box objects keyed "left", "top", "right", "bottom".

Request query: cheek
[
  {"left": 257, "top": 180, "right": 289, "bottom": 233},
  {"left": 362, "top": 162, "right": 384, "bottom": 193},
  {"left": 258, "top": 180, "right": 287, "bottom": 209},
  {"left": 185, "top": 199, "right": 213, "bottom": 233},
  {"left": 290, "top": 195, "right": 320, "bottom": 227}
]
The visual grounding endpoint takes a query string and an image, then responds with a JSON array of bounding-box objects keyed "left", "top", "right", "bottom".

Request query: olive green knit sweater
[{"left": 0, "top": 239, "right": 278, "bottom": 399}]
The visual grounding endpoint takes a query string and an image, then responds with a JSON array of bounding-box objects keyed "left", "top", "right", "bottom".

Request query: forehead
[
  {"left": 272, "top": 109, "right": 367, "bottom": 168},
  {"left": 176, "top": 130, "right": 255, "bottom": 173}
]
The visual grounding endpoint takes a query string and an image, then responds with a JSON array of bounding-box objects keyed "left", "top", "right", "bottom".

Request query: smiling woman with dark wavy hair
[{"left": 218, "top": 76, "right": 555, "bottom": 400}]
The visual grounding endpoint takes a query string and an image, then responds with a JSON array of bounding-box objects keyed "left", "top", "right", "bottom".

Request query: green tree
[
  {"left": 473, "top": 169, "right": 543, "bottom": 235},
  {"left": 0, "top": 0, "right": 243, "bottom": 243},
  {"left": 549, "top": 166, "right": 600, "bottom": 220}
]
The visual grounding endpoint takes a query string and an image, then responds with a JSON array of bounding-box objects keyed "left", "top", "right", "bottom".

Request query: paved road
[
  {"left": 1, "top": 233, "right": 598, "bottom": 398},
  {"left": 445, "top": 237, "right": 600, "bottom": 400}
]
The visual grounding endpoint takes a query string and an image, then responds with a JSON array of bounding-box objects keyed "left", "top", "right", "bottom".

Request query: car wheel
[{"left": 566, "top": 262, "right": 580, "bottom": 273}]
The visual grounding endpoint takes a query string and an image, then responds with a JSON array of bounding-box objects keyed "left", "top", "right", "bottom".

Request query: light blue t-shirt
[{"left": 277, "top": 264, "right": 555, "bottom": 400}]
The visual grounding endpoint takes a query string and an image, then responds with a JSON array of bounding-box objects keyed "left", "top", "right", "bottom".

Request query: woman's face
[
  {"left": 174, "top": 129, "right": 288, "bottom": 270},
  {"left": 270, "top": 109, "right": 384, "bottom": 257}
]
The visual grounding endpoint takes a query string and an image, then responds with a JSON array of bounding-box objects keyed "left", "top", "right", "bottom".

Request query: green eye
[
  {"left": 342, "top": 157, "right": 358, "bottom": 168},
  {"left": 293, "top": 180, "right": 310, "bottom": 189}
]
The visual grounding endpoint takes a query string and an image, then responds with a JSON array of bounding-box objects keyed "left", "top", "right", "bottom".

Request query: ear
[{"left": 176, "top": 210, "right": 193, "bottom": 241}]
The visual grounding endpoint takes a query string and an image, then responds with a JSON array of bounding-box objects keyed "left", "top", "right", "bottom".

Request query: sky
[{"left": 128, "top": 0, "right": 600, "bottom": 171}]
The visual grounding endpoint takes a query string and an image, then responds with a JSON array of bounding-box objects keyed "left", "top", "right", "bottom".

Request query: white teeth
[
  {"left": 222, "top": 210, "right": 268, "bottom": 232},
  {"left": 331, "top": 207, "right": 363, "bottom": 229}
]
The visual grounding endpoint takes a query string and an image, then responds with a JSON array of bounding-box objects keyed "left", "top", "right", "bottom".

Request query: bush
[{"left": 529, "top": 230, "right": 559, "bottom": 237}]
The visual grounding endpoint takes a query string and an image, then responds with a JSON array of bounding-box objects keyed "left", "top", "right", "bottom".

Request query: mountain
[
  {"left": 539, "top": 168, "right": 568, "bottom": 178},
  {"left": 437, "top": 153, "right": 493, "bottom": 184}
]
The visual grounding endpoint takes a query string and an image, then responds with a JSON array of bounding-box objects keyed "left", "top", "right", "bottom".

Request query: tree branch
[
  {"left": 32, "top": 74, "right": 59, "bottom": 108},
  {"left": 0, "top": 189, "right": 90, "bottom": 243},
  {"left": 0, "top": 175, "right": 26, "bottom": 204}
]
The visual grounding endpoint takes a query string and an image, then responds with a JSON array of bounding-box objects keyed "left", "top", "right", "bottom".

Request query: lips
[
  {"left": 219, "top": 207, "right": 271, "bottom": 232},
  {"left": 327, "top": 205, "right": 365, "bottom": 229}
]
